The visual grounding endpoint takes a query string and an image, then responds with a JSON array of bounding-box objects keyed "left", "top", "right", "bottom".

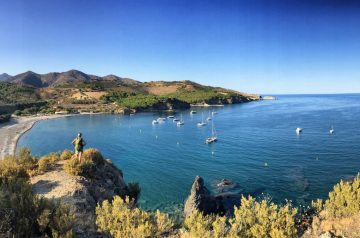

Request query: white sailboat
[
  {"left": 206, "top": 111, "right": 212, "bottom": 121},
  {"left": 152, "top": 119, "right": 159, "bottom": 124},
  {"left": 197, "top": 112, "right": 206, "bottom": 127},
  {"left": 205, "top": 120, "right": 217, "bottom": 144},
  {"left": 177, "top": 114, "right": 184, "bottom": 126},
  {"left": 190, "top": 110, "right": 197, "bottom": 114}
]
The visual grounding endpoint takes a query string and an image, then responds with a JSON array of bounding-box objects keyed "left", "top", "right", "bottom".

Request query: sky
[{"left": 0, "top": 0, "right": 359, "bottom": 94}]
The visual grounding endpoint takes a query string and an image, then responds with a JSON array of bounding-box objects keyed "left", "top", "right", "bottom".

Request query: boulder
[{"left": 184, "top": 176, "right": 225, "bottom": 216}]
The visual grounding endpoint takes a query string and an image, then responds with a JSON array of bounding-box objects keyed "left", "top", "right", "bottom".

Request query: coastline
[{"left": 0, "top": 114, "right": 74, "bottom": 159}]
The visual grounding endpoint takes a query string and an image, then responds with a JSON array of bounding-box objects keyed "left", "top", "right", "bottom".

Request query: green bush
[
  {"left": 312, "top": 174, "right": 360, "bottom": 218},
  {"left": 96, "top": 196, "right": 174, "bottom": 238},
  {"left": 183, "top": 196, "right": 298, "bottom": 238},
  {"left": 184, "top": 210, "right": 216, "bottom": 237},
  {"left": 228, "top": 195, "right": 298, "bottom": 238}
]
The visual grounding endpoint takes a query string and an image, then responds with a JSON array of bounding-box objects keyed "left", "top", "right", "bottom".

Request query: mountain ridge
[
  {"left": 0, "top": 73, "right": 12, "bottom": 81},
  {"left": 9, "top": 69, "right": 140, "bottom": 88}
]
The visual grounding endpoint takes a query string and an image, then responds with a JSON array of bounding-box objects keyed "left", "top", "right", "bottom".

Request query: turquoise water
[{"left": 18, "top": 95, "right": 360, "bottom": 212}]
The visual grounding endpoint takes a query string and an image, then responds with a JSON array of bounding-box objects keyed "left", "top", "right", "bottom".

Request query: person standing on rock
[{"left": 72, "top": 133, "right": 86, "bottom": 163}]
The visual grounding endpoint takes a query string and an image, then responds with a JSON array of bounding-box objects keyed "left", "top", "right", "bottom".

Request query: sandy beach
[{"left": 0, "top": 115, "right": 71, "bottom": 159}]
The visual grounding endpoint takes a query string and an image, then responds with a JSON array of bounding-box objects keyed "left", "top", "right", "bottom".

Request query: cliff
[{"left": 30, "top": 152, "right": 131, "bottom": 237}]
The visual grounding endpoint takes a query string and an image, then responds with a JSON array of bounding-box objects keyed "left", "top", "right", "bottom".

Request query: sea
[{"left": 18, "top": 94, "right": 360, "bottom": 213}]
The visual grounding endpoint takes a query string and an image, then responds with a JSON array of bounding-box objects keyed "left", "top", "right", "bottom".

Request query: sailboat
[
  {"left": 177, "top": 114, "right": 184, "bottom": 126},
  {"left": 197, "top": 112, "right": 206, "bottom": 127},
  {"left": 206, "top": 111, "right": 212, "bottom": 121},
  {"left": 330, "top": 126, "right": 335, "bottom": 134},
  {"left": 205, "top": 120, "right": 217, "bottom": 144}
]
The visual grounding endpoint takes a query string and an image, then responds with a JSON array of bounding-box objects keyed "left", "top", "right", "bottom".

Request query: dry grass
[{"left": 70, "top": 91, "right": 106, "bottom": 100}]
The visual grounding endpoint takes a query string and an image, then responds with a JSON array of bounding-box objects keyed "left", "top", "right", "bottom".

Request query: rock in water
[{"left": 184, "top": 176, "right": 225, "bottom": 216}]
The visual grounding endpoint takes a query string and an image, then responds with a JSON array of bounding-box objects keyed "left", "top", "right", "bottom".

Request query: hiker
[{"left": 72, "top": 133, "right": 86, "bottom": 163}]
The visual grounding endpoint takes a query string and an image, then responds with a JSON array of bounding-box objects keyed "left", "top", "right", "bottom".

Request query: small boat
[
  {"left": 205, "top": 120, "right": 217, "bottom": 144},
  {"left": 296, "top": 127, "right": 302, "bottom": 134},
  {"left": 152, "top": 120, "right": 159, "bottom": 124},
  {"left": 173, "top": 118, "right": 180, "bottom": 122},
  {"left": 190, "top": 110, "right": 197, "bottom": 114},
  {"left": 330, "top": 126, "right": 335, "bottom": 134},
  {"left": 177, "top": 114, "right": 184, "bottom": 126},
  {"left": 206, "top": 112, "right": 212, "bottom": 121},
  {"left": 197, "top": 112, "right": 207, "bottom": 126},
  {"left": 157, "top": 117, "right": 166, "bottom": 121},
  {"left": 167, "top": 115, "right": 175, "bottom": 119},
  {"left": 212, "top": 111, "right": 218, "bottom": 115}
]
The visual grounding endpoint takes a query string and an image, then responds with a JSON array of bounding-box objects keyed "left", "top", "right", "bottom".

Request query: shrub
[
  {"left": 0, "top": 178, "right": 74, "bottom": 237},
  {"left": 0, "top": 178, "right": 37, "bottom": 236},
  {"left": 228, "top": 195, "right": 298, "bottom": 238},
  {"left": 37, "top": 153, "right": 59, "bottom": 173},
  {"left": 183, "top": 196, "right": 298, "bottom": 238},
  {"left": 0, "top": 156, "right": 29, "bottom": 181},
  {"left": 314, "top": 174, "right": 360, "bottom": 218},
  {"left": 96, "top": 196, "right": 174, "bottom": 238},
  {"left": 64, "top": 148, "right": 106, "bottom": 177},
  {"left": 37, "top": 200, "right": 74, "bottom": 238},
  {"left": 60, "top": 150, "right": 73, "bottom": 161},
  {"left": 184, "top": 210, "right": 215, "bottom": 238},
  {"left": 82, "top": 148, "right": 104, "bottom": 166}
]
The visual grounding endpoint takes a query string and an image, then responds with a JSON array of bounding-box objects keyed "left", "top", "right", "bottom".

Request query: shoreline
[{"left": 0, "top": 114, "right": 75, "bottom": 159}]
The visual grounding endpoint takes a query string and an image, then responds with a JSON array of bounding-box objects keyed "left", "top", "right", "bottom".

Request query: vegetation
[
  {"left": 96, "top": 196, "right": 174, "bottom": 238},
  {"left": 166, "top": 89, "right": 240, "bottom": 104},
  {"left": 0, "top": 82, "right": 39, "bottom": 104},
  {"left": 0, "top": 113, "right": 11, "bottom": 123},
  {"left": 64, "top": 149, "right": 103, "bottom": 177},
  {"left": 37, "top": 153, "right": 60, "bottom": 173},
  {"left": 117, "top": 95, "right": 165, "bottom": 110},
  {"left": 312, "top": 174, "right": 360, "bottom": 218},
  {"left": 101, "top": 91, "right": 137, "bottom": 103},
  {"left": 0, "top": 149, "right": 74, "bottom": 237},
  {"left": 1, "top": 146, "right": 360, "bottom": 237},
  {"left": 183, "top": 196, "right": 298, "bottom": 238}
]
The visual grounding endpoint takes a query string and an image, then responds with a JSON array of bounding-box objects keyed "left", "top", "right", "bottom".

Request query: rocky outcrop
[
  {"left": 184, "top": 176, "right": 225, "bottom": 216},
  {"left": 184, "top": 176, "right": 243, "bottom": 217},
  {"left": 31, "top": 158, "right": 129, "bottom": 237}
]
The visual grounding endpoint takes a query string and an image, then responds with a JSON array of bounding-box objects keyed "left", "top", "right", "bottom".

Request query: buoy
[
  {"left": 156, "top": 135, "right": 158, "bottom": 139},
  {"left": 212, "top": 151, "right": 215, "bottom": 155},
  {"left": 264, "top": 162, "right": 268, "bottom": 167}
]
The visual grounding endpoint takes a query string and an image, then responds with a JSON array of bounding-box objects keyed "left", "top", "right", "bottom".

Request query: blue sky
[{"left": 0, "top": 0, "right": 359, "bottom": 94}]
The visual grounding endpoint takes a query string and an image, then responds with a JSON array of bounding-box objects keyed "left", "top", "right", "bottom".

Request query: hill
[
  {"left": 1, "top": 69, "right": 260, "bottom": 116},
  {"left": 9, "top": 69, "right": 140, "bottom": 88},
  {"left": 0, "top": 73, "right": 12, "bottom": 81}
]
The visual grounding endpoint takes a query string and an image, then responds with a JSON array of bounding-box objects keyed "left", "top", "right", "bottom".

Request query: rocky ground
[{"left": 30, "top": 159, "right": 128, "bottom": 237}]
